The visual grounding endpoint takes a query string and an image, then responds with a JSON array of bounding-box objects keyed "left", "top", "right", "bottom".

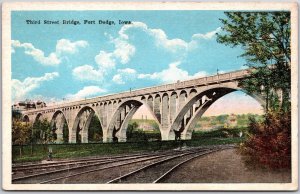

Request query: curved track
[
  {"left": 107, "top": 145, "right": 232, "bottom": 183},
  {"left": 12, "top": 145, "right": 235, "bottom": 184}
]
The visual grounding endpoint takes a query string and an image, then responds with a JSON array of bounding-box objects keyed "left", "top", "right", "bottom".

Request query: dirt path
[{"left": 162, "top": 148, "right": 291, "bottom": 183}]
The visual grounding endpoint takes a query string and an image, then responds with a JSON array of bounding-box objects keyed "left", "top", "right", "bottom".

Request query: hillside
[{"left": 130, "top": 114, "right": 263, "bottom": 132}]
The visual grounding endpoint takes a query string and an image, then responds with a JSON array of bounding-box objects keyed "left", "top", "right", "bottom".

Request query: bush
[
  {"left": 192, "top": 127, "right": 247, "bottom": 139},
  {"left": 240, "top": 112, "right": 291, "bottom": 169}
]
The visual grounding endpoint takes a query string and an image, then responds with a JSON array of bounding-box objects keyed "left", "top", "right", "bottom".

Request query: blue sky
[{"left": 11, "top": 10, "right": 263, "bottom": 115}]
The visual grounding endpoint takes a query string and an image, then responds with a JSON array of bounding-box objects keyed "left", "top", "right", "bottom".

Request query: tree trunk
[
  {"left": 19, "top": 145, "right": 22, "bottom": 158},
  {"left": 266, "top": 90, "right": 269, "bottom": 113},
  {"left": 31, "top": 143, "right": 33, "bottom": 156}
]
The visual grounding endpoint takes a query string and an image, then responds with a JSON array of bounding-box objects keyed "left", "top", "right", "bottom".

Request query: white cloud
[
  {"left": 119, "top": 22, "right": 221, "bottom": 55},
  {"left": 118, "top": 68, "right": 137, "bottom": 74},
  {"left": 189, "top": 27, "right": 222, "bottom": 50},
  {"left": 56, "top": 39, "right": 88, "bottom": 55},
  {"left": 11, "top": 39, "right": 88, "bottom": 66},
  {"left": 112, "top": 74, "right": 124, "bottom": 84},
  {"left": 112, "top": 38, "right": 135, "bottom": 64},
  {"left": 112, "top": 68, "right": 137, "bottom": 84},
  {"left": 65, "top": 86, "right": 107, "bottom": 100},
  {"left": 192, "top": 27, "right": 222, "bottom": 40},
  {"left": 95, "top": 33, "right": 135, "bottom": 70},
  {"left": 119, "top": 22, "right": 188, "bottom": 54},
  {"left": 95, "top": 51, "right": 116, "bottom": 69},
  {"left": 77, "top": 23, "right": 221, "bottom": 83},
  {"left": 12, "top": 72, "right": 59, "bottom": 102},
  {"left": 138, "top": 61, "right": 207, "bottom": 83},
  {"left": 72, "top": 64, "right": 104, "bottom": 82}
]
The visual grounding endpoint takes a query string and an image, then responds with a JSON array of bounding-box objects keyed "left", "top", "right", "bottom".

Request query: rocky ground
[{"left": 162, "top": 148, "right": 291, "bottom": 183}]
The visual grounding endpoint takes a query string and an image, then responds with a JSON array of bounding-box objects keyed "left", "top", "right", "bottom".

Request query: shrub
[{"left": 240, "top": 112, "right": 291, "bottom": 169}]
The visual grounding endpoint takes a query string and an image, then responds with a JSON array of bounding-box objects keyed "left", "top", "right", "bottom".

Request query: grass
[{"left": 12, "top": 137, "right": 244, "bottom": 163}]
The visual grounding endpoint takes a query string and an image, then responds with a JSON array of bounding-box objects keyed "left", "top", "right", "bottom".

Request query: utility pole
[{"left": 217, "top": 68, "right": 220, "bottom": 83}]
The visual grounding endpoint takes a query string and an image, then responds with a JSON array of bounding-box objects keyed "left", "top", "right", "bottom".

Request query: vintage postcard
[{"left": 2, "top": 2, "right": 298, "bottom": 191}]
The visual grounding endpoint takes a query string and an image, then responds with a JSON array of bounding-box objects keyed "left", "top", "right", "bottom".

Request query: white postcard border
[{"left": 2, "top": 2, "right": 298, "bottom": 191}]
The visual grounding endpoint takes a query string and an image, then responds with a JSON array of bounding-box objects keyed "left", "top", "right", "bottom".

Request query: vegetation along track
[{"left": 12, "top": 145, "right": 235, "bottom": 184}]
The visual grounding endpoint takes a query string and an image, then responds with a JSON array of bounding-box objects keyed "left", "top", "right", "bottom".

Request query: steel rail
[
  {"left": 38, "top": 150, "right": 199, "bottom": 184},
  {"left": 153, "top": 148, "right": 225, "bottom": 183},
  {"left": 12, "top": 151, "right": 165, "bottom": 172},
  {"left": 12, "top": 151, "right": 176, "bottom": 182},
  {"left": 106, "top": 148, "right": 213, "bottom": 184}
]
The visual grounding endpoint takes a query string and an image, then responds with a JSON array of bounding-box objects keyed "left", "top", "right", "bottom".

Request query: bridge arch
[
  {"left": 189, "top": 88, "right": 197, "bottom": 95},
  {"left": 107, "top": 99, "right": 162, "bottom": 142},
  {"left": 168, "top": 85, "right": 265, "bottom": 140},
  {"left": 22, "top": 115, "right": 30, "bottom": 122},
  {"left": 50, "top": 110, "right": 69, "bottom": 143},
  {"left": 34, "top": 113, "right": 43, "bottom": 124},
  {"left": 31, "top": 113, "right": 46, "bottom": 144},
  {"left": 154, "top": 94, "right": 162, "bottom": 123},
  {"left": 147, "top": 95, "right": 154, "bottom": 111},
  {"left": 71, "top": 106, "right": 103, "bottom": 143}
]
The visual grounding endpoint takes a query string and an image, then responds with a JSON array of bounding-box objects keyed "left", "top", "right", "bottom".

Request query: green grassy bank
[{"left": 12, "top": 136, "right": 244, "bottom": 163}]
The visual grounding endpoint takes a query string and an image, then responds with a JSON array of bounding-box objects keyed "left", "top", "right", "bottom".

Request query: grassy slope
[{"left": 13, "top": 128, "right": 245, "bottom": 163}]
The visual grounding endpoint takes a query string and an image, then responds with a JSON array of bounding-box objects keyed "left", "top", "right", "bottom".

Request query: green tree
[
  {"left": 127, "top": 122, "right": 148, "bottom": 142},
  {"left": 217, "top": 12, "right": 291, "bottom": 169},
  {"left": 32, "top": 118, "right": 54, "bottom": 145},
  {"left": 12, "top": 110, "right": 22, "bottom": 120},
  {"left": 62, "top": 123, "right": 69, "bottom": 143},
  {"left": 12, "top": 119, "right": 32, "bottom": 157},
  {"left": 88, "top": 115, "right": 103, "bottom": 142},
  {"left": 217, "top": 12, "right": 291, "bottom": 112}
]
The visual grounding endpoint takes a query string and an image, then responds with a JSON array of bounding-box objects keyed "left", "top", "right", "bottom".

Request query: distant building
[
  {"left": 12, "top": 100, "right": 46, "bottom": 112},
  {"left": 225, "top": 114, "right": 237, "bottom": 128},
  {"left": 139, "top": 115, "right": 155, "bottom": 132},
  {"left": 140, "top": 122, "right": 154, "bottom": 131}
]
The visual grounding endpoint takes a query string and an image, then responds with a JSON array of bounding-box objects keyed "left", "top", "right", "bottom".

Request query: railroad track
[
  {"left": 39, "top": 148, "right": 210, "bottom": 184},
  {"left": 12, "top": 151, "right": 166, "bottom": 172},
  {"left": 12, "top": 145, "right": 235, "bottom": 184},
  {"left": 107, "top": 145, "right": 231, "bottom": 183},
  {"left": 13, "top": 148, "right": 201, "bottom": 184},
  {"left": 12, "top": 152, "right": 164, "bottom": 174}
]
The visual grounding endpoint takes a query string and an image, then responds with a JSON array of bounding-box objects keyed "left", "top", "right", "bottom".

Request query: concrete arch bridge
[{"left": 22, "top": 69, "right": 265, "bottom": 143}]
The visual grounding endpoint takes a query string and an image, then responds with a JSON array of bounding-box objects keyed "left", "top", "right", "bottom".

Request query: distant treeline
[{"left": 194, "top": 114, "right": 263, "bottom": 131}]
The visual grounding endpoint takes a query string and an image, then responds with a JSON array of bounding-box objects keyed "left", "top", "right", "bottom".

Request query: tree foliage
[
  {"left": 127, "top": 122, "right": 148, "bottom": 142},
  {"left": 62, "top": 122, "right": 69, "bottom": 143},
  {"left": 88, "top": 115, "right": 103, "bottom": 142},
  {"left": 217, "top": 12, "right": 291, "bottom": 169},
  {"left": 241, "top": 112, "right": 291, "bottom": 169},
  {"left": 217, "top": 12, "right": 291, "bottom": 112},
  {"left": 12, "top": 115, "right": 32, "bottom": 157},
  {"left": 12, "top": 119, "right": 32, "bottom": 146},
  {"left": 32, "top": 118, "right": 54, "bottom": 145},
  {"left": 12, "top": 110, "right": 22, "bottom": 120}
]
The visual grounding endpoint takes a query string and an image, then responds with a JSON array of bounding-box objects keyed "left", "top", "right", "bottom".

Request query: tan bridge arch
[{"left": 22, "top": 69, "right": 265, "bottom": 143}]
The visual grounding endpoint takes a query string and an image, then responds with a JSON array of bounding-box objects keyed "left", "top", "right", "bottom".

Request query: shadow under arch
[
  {"left": 50, "top": 110, "right": 69, "bottom": 143},
  {"left": 22, "top": 115, "right": 30, "bottom": 122},
  {"left": 107, "top": 99, "right": 162, "bottom": 142},
  {"left": 168, "top": 86, "right": 265, "bottom": 140},
  {"left": 71, "top": 105, "right": 103, "bottom": 143},
  {"left": 33, "top": 113, "right": 43, "bottom": 124}
]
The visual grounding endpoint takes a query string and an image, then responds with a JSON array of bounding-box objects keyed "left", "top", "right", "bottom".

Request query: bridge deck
[{"left": 23, "top": 69, "right": 249, "bottom": 114}]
